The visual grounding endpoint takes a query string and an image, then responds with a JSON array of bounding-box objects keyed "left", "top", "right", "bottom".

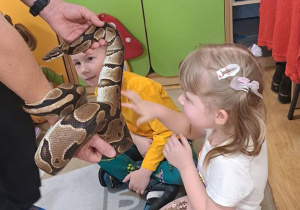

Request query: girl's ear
[{"left": 215, "top": 109, "right": 228, "bottom": 125}]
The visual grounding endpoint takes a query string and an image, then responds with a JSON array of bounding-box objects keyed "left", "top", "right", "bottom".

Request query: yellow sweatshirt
[{"left": 96, "top": 71, "right": 180, "bottom": 171}]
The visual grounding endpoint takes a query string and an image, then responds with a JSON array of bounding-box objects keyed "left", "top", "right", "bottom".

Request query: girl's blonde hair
[{"left": 179, "top": 43, "right": 266, "bottom": 168}]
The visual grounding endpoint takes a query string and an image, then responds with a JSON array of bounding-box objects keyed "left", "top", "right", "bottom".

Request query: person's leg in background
[
  {"left": 278, "top": 62, "right": 292, "bottom": 103},
  {"left": 271, "top": 62, "right": 286, "bottom": 93},
  {"left": 0, "top": 83, "right": 41, "bottom": 210},
  {"left": 271, "top": 62, "right": 292, "bottom": 104}
]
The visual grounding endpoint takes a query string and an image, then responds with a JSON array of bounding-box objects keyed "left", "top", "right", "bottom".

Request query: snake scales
[{"left": 23, "top": 22, "right": 133, "bottom": 175}]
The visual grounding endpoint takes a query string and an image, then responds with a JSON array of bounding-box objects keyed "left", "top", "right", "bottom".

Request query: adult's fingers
[
  {"left": 91, "top": 135, "right": 116, "bottom": 158},
  {"left": 80, "top": 6, "right": 104, "bottom": 27}
]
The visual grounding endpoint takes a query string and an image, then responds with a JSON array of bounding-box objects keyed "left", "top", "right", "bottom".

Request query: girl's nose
[{"left": 178, "top": 94, "right": 184, "bottom": 105}]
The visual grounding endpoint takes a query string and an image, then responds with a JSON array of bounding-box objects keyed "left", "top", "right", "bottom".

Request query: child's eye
[
  {"left": 74, "top": 61, "right": 81, "bottom": 66},
  {"left": 87, "top": 57, "right": 94, "bottom": 62}
]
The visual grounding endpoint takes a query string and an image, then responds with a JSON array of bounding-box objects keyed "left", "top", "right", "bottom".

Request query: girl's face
[
  {"left": 178, "top": 91, "right": 216, "bottom": 129},
  {"left": 71, "top": 46, "right": 107, "bottom": 86}
]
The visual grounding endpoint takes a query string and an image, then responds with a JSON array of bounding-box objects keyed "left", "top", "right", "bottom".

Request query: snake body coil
[{"left": 24, "top": 23, "right": 133, "bottom": 175}]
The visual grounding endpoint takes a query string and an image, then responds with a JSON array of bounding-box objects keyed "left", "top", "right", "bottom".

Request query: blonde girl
[{"left": 122, "top": 43, "right": 268, "bottom": 210}]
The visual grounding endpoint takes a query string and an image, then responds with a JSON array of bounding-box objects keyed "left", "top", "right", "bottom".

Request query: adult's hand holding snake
[
  {"left": 75, "top": 135, "right": 116, "bottom": 163},
  {"left": 21, "top": 0, "right": 106, "bottom": 54},
  {"left": 44, "top": 114, "right": 116, "bottom": 163},
  {"left": 1, "top": 1, "right": 122, "bottom": 206},
  {"left": 41, "top": 109, "right": 116, "bottom": 164}
]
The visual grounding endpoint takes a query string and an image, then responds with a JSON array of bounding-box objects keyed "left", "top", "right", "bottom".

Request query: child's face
[
  {"left": 71, "top": 46, "right": 107, "bottom": 86},
  {"left": 178, "top": 91, "right": 216, "bottom": 129}
]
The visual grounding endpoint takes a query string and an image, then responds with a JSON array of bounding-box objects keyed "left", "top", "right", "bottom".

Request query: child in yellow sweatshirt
[{"left": 70, "top": 45, "right": 197, "bottom": 210}]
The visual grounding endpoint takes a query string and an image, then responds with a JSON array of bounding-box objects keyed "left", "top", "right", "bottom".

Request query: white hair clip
[
  {"left": 250, "top": 44, "right": 262, "bottom": 57},
  {"left": 230, "top": 76, "right": 263, "bottom": 99},
  {"left": 216, "top": 64, "right": 240, "bottom": 80}
]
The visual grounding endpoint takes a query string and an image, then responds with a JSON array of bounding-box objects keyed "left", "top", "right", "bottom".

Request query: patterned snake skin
[{"left": 23, "top": 23, "right": 133, "bottom": 175}]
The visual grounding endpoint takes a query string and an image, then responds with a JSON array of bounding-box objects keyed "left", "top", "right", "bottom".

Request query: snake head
[{"left": 43, "top": 44, "right": 64, "bottom": 62}]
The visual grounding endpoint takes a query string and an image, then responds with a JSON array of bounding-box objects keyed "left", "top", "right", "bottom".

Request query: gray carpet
[
  {"left": 34, "top": 160, "right": 276, "bottom": 210},
  {"left": 35, "top": 162, "right": 146, "bottom": 210}
]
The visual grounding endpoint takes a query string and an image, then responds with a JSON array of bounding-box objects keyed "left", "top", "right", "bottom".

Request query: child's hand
[
  {"left": 121, "top": 90, "right": 158, "bottom": 126},
  {"left": 163, "top": 134, "right": 195, "bottom": 172},
  {"left": 123, "top": 167, "right": 152, "bottom": 195}
]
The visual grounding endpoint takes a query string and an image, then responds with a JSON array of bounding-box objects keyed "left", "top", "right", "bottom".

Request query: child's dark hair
[{"left": 179, "top": 43, "right": 266, "bottom": 168}]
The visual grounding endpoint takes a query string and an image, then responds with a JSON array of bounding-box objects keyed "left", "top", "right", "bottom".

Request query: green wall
[{"left": 65, "top": 0, "right": 224, "bottom": 77}]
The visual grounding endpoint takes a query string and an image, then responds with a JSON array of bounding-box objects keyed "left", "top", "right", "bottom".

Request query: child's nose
[
  {"left": 81, "top": 65, "right": 89, "bottom": 73},
  {"left": 178, "top": 94, "right": 184, "bottom": 105}
]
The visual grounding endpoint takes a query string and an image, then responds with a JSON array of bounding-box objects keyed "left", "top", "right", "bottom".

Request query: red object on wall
[{"left": 98, "top": 13, "right": 143, "bottom": 60}]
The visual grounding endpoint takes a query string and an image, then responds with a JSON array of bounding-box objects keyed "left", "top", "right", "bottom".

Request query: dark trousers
[
  {"left": 99, "top": 141, "right": 197, "bottom": 186},
  {"left": 0, "top": 83, "right": 41, "bottom": 210}
]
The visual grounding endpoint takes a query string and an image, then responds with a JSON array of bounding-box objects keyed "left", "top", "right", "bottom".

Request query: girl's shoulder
[{"left": 210, "top": 140, "right": 268, "bottom": 174}]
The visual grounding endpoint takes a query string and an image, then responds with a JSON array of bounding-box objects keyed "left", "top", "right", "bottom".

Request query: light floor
[{"left": 263, "top": 67, "right": 300, "bottom": 210}]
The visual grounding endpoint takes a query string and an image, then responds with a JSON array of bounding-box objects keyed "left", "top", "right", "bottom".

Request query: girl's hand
[
  {"left": 121, "top": 90, "right": 158, "bottom": 126},
  {"left": 163, "top": 134, "right": 195, "bottom": 172}
]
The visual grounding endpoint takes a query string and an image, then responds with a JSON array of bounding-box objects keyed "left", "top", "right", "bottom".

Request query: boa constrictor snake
[{"left": 23, "top": 22, "right": 133, "bottom": 175}]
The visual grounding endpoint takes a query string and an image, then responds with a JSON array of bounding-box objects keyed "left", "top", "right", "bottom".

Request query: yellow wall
[{"left": 0, "top": 1, "right": 68, "bottom": 83}]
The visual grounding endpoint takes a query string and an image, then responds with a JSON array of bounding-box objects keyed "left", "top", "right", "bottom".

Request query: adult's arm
[{"left": 0, "top": 15, "right": 52, "bottom": 104}]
